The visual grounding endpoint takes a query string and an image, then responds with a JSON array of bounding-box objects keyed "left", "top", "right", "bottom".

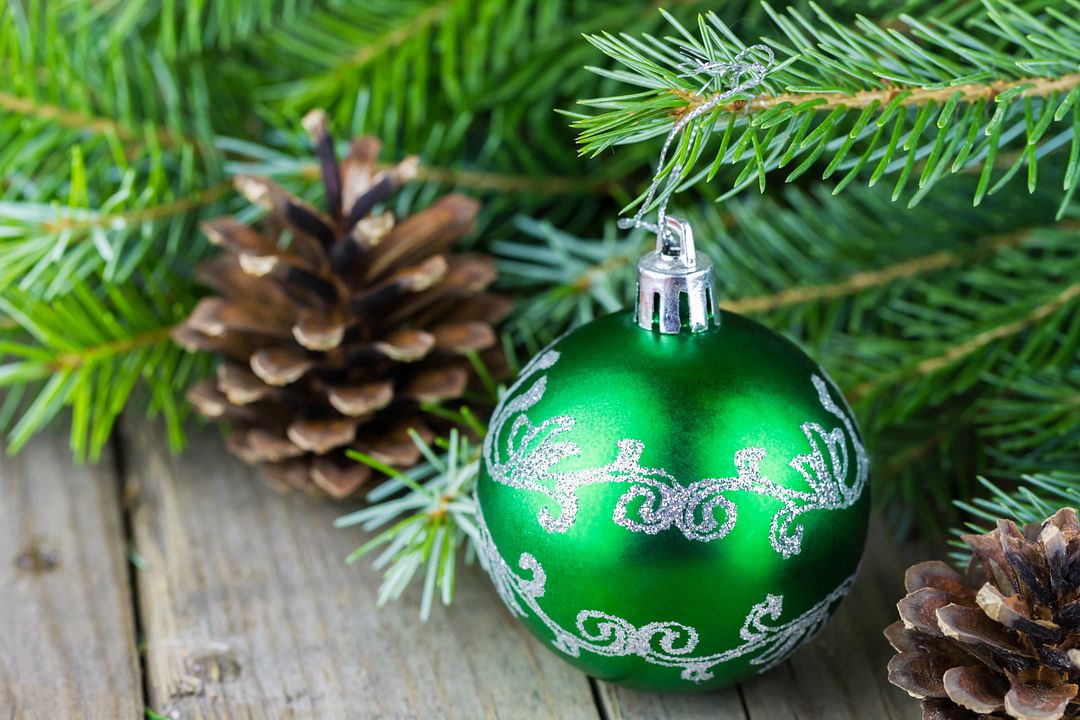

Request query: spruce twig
[
  {"left": 574, "top": 3, "right": 1080, "bottom": 211},
  {"left": 336, "top": 430, "right": 481, "bottom": 620}
]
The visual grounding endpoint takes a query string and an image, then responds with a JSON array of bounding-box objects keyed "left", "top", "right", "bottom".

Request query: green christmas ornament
[{"left": 475, "top": 217, "right": 870, "bottom": 691}]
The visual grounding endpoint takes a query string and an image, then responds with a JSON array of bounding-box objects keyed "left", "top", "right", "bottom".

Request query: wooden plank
[
  {"left": 0, "top": 429, "right": 143, "bottom": 719},
  {"left": 127, "top": 425, "right": 600, "bottom": 720},
  {"left": 595, "top": 523, "right": 924, "bottom": 720},
  {"left": 738, "top": 523, "right": 921, "bottom": 720},
  {"left": 594, "top": 680, "right": 749, "bottom": 720}
]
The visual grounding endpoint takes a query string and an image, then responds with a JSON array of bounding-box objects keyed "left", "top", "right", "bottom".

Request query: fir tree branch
[
  {"left": 336, "top": 429, "right": 480, "bottom": 620},
  {"left": 39, "top": 182, "right": 233, "bottom": 235},
  {"left": 355, "top": 164, "right": 617, "bottom": 196},
  {"left": 975, "top": 357, "right": 1080, "bottom": 474},
  {"left": 850, "top": 280, "right": 1080, "bottom": 400},
  {"left": 254, "top": 0, "right": 722, "bottom": 178},
  {"left": 878, "top": 422, "right": 960, "bottom": 477},
  {"left": 0, "top": 92, "right": 150, "bottom": 142},
  {"left": 406, "top": 165, "right": 619, "bottom": 196},
  {"left": 0, "top": 275, "right": 204, "bottom": 459},
  {"left": 726, "top": 221, "right": 1076, "bottom": 313},
  {"left": 88, "top": 0, "right": 353, "bottom": 59},
  {"left": 339, "top": 0, "right": 453, "bottom": 75},
  {"left": 232, "top": 151, "right": 621, "bottom": 198},
  {"left": 501, "top": 191, "right": 1070, "bottom": 333},
  {"left": 574, "top": 2, "right": 1080, "bottom": 212}
]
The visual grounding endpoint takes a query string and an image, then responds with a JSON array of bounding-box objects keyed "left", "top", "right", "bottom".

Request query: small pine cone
[
  {"left": 175, "top": 110, "right": 511, "bottom": 500},
  {"left": 886, "top": 508, "right": 1080, "bottom": 720}
]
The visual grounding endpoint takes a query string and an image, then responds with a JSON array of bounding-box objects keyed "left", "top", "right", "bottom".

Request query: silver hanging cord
[
  {"left": 617, "top": 44, "right": 774, "bottom": 244},
  {"left": 627, "top": 43, "right": 773, "bottom": 334}
]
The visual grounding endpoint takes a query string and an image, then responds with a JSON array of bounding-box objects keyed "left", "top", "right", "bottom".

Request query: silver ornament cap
[{"left": 636, "top": 216, "right": 718, "bottom": 334}]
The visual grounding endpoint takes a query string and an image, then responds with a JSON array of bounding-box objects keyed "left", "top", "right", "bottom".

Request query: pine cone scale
[
  {"left": 977, "top": 583, "right": 1063, "bottom": 643},
  {"left": 936, "top": 603, "right": 1031, "bottom": 657},
  {"left": 1005, "top": 678, "right": 1077, "bottom": 720},
  {"left": 326, "top": 381, "right": 393, "bottom": 417},
  {"left": 944, "top": 664, "right": 1007, "bottom": 714},
  {"left": 365, "top": 195, "right": 479, "bottom": 281}
]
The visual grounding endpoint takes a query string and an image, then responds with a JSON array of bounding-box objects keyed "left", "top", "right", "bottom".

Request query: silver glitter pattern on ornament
[
  {"left": 482, "top": 348, "right": 869, "bottom": 558},
  {"left": 474, "top": 501, "right": 857, "bottom": 683}
]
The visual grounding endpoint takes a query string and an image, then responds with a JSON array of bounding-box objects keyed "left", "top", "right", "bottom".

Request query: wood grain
[
  {"left": 0, "top": 430, "right": 142, "bottom": 719},
  {"left": 127, "top": 425, "right": 600, "bottom": 720},
  {"left": 595, "top": 524, "right": 923, "bottom": 720},
  {"left": 738, "top": 524, "right": 921, "bottom": 720},
  {"left": 594, "top": 680, "right": 750, "bottom": 720}
]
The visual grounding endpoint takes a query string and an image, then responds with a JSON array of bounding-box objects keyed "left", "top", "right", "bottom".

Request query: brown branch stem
[
  {"left": 674, "top": 72, "right": 1080, "bottom": 118},
  {"left": 49, "top": 325, "right": 176, "bottom": 371},
  {"left": 40, "top": 181, "right": 233, "bottom": 235},
  {"left": 0, "top": 91, "right": 178, "bottom": 147},
  {"left": 722, "top": 222, "right": 1074, "bottom": 314},
  {"left": 297, "top": 161, "right": 616, "bottom": 196}
]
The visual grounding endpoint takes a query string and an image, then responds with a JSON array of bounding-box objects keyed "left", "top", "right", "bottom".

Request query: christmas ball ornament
[{"left": 476, "top": 218, "right": 870, "bottom": 691}]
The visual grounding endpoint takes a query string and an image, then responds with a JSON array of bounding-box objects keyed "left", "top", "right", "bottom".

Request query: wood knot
[
  {"left": 186, "top": 649, "right": 242, "bottom": 683},
  {"left": 14, "top": 541, "right": 60, "bottom": 574}
]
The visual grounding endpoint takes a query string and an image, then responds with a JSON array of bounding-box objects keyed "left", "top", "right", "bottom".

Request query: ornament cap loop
[{"left": 636, "top": 217, "right": 718, "bottom": 334}]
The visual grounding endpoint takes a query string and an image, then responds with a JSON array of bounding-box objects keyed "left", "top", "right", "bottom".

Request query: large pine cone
[
  {"left": 174, "top": 110, "right": 511, "bottom": 499},
  {"left": 886, "top": 508, "right": 1080, "bottom": 720}
]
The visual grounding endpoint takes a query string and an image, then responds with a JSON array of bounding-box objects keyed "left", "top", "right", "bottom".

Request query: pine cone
[
  {"left": 174, "top": 110, "right": 511, "bottom": 499},
  {"left": 886, "top": 508, "right": 1080, "bottom": 720}
]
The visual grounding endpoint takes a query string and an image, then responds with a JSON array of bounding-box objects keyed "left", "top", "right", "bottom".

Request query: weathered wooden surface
[
  {"left": 0, "top": 431, "right": 142, "bottom": 719},
  {"left": 1, "top": 424, "right": 929, "bottom": 719},
  {"left": 127, "top": 425, "right": 598, "bottom": 720}
]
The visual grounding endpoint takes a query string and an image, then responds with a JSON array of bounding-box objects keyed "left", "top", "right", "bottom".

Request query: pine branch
[
  {"left": 335, "top": 429, "right": 481, "bottom": 619},
  {"left": 0, "top": 91, "right": 166, "bottom": 145},
  {"left": 0, "top": 4, "right": 225, "bottom": 166},
  {"left": 45, "top": 325, "right": 175, "bottom": 372},
  {"left": 0, "top": 159, "right": 224, "bottom": 298},
  {"left": 405, "top": 164, "right": 618, "bottom": 196},
  {"left": 0, "top": 3, "right": 232, "bottom": 298},
  {"left": 725, "top": 222, "right": 1062, "bottom": 313},
  {"left": 959, "top": 472, "right": 1080, "bottom": 531},
  {"left": 324, "top": 0, "right": 452, "bottom": 76},
  {"left": 574, "top": 1, "right": 1080, "bottom": 213},
  {"left": 87, "top": 0, "right": 351, "bottom": 59},
  {"left": 975, "top": 357, "right": 1080, "bottom": 473},
  {"left": 38, "top": 182, "right": 233, "bottom": 235},
  {"left": 851, "top": 280, "right": 1080, "bottom": 401},
  {"left": 0, "top": 272, "right": 207, "bottom": 459},
  {"left": 251, "top": 0, "right": 727, "bottom": 174},
  {"left": 949, "top": 471, "right": 1080, "bottom": 563},
  {"left": 235, "top": 151, "right": 618, "bottom": 196}
]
